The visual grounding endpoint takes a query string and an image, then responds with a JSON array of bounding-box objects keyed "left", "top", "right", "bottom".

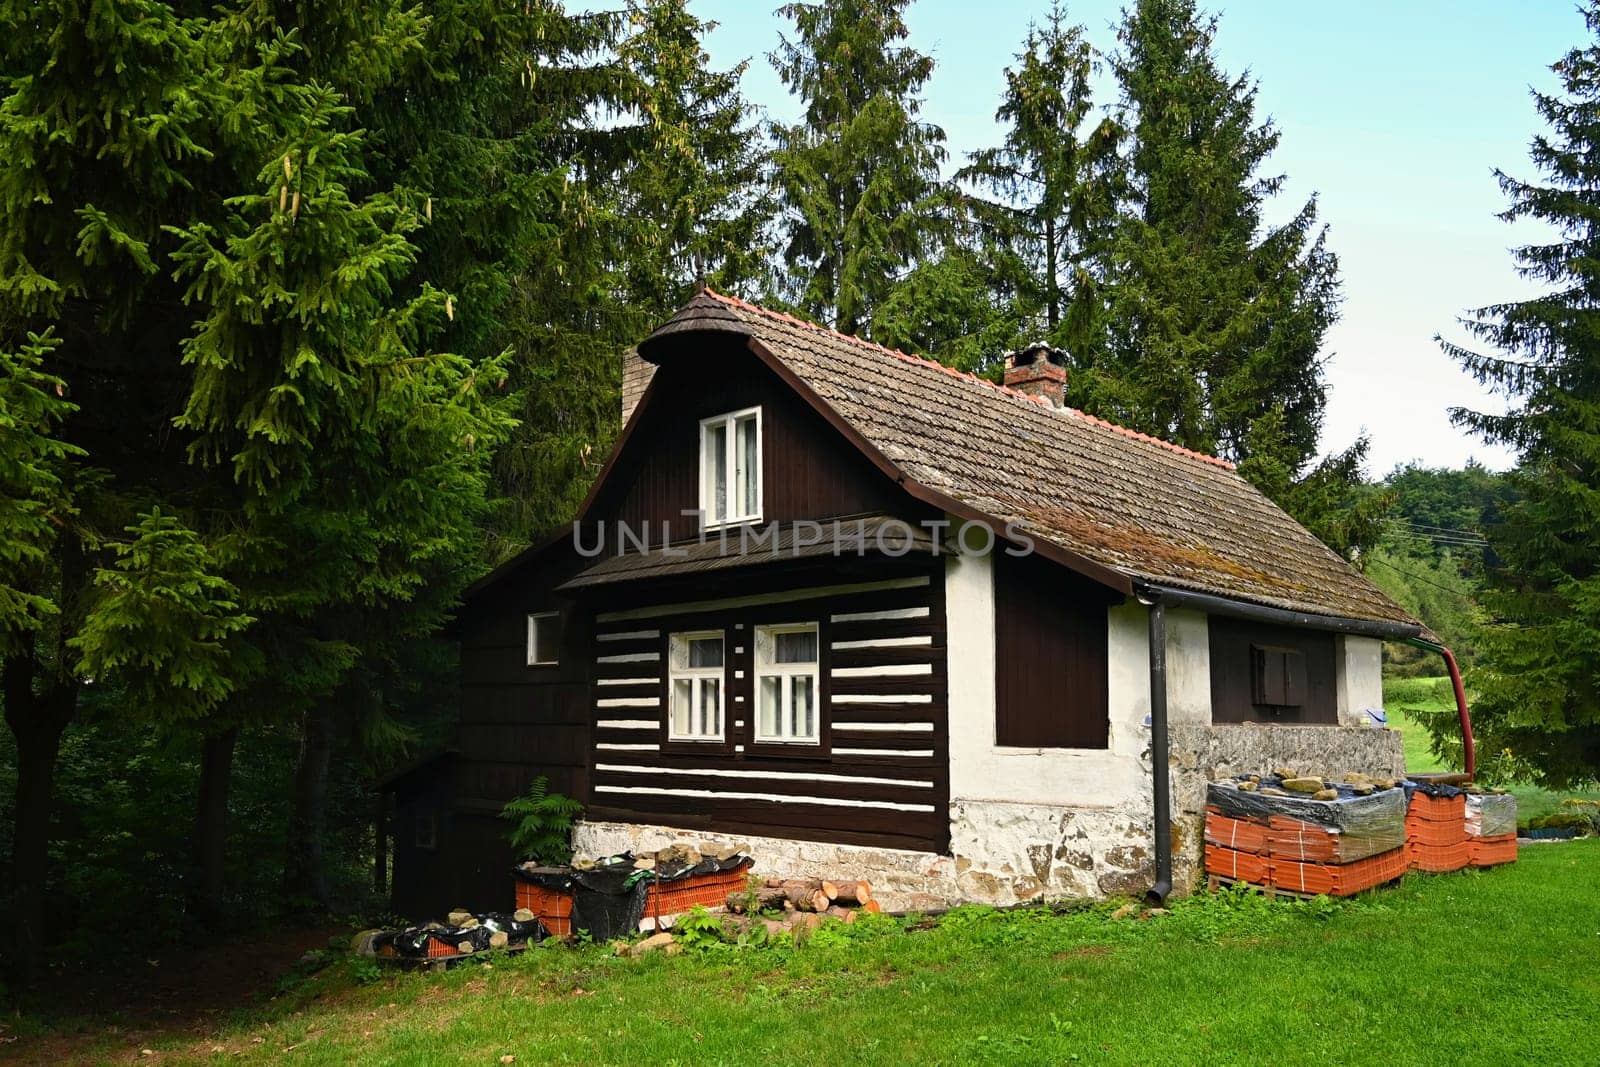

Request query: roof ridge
[{"left": 699, "top": 286, "right": 1236, "bottom": 471}]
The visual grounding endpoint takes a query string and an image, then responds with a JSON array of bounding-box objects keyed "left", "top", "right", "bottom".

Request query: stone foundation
[
  {"left": 573, "top": 820, "right": 961, "bottom": 912},
  {"left": 949, "top": 800, "right": 1154, "bottom": 904},
  {"left": 578, "top": 724, "right": 1405, "bottom": 908}
]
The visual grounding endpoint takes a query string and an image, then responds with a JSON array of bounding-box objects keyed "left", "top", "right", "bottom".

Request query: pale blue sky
[{"left": 683, "top": 0, "right": 1587, "bottom": 474}]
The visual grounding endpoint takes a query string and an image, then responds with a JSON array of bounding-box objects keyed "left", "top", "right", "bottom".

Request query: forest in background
[{"left": 3, "top": 0, "right": 1598, "bottom": 986}]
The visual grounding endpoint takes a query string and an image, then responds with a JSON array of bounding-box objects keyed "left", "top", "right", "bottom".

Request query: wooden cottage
[{"left": 386, "top": 289, "right": 1427, "bottom": 916}]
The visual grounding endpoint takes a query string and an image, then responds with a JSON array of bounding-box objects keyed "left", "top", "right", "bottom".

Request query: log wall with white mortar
[{"left": 578, "top": 550, "right": 1404, "bottom": 908}]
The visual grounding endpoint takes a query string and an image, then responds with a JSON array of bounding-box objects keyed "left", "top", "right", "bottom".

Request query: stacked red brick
[
  {"left": 1205, "top": 778, "right": 1409, "bottom": 897},
  {"left": 1404, "top": 784, "right": 1518, "bottom": 871},
  {"left": 1404, "top": 787, "right": 1469, "bottom": 871},
  {"left": 1465, "top": 792, "right": 1519, "bottom": 867}
]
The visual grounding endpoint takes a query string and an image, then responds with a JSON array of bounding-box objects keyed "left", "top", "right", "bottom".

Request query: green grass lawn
[
  {"left": 1383, "top": 676, "right": 1600, "bottom": 822},
  {"left": 18, "top": 842, "right": 1600, "bottom": 1065}
]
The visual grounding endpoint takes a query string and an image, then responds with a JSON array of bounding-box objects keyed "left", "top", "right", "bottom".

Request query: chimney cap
[{"left": 1007, "top": 342, "right": 1068, "bottom": 369}]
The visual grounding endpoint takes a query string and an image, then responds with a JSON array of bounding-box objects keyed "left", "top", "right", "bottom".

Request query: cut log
[
  {"left": 822, "top": 880, "right": 872, "bottom": 907},
  {"left": 759, "top": 879, "right": 830, "bottom": 912},
  {"left": 733, "top": 887, "right": 792, "bottom": 913},
  {"left": 861, "top": 899, "right": 882, "bottom": 914},
  {"left": 824, "top": 905, "right": 858, "bottom": 924},
  {"left": 781, "top": 882, "right": 830, "bottom": 913}
]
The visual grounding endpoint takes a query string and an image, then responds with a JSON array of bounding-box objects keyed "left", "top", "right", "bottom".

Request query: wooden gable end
[{"left": 589, "top": 333, "right": 912, "bottom": 537}]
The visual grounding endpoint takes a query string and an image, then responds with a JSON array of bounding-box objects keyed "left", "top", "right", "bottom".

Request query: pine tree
[
  {"left": 957, "top": 2, "right": 1120, "bottom": 358},
  {"left": 613, "top": 0, "right": 776, "bottom": 328},
  {"left": 770, "top": 0, "right": 949, "bottom": 336},
  {"left": 1088, "top": 0, "right": 1370, "bottom": 552},
  {"left": 1440, "top": 1, "right": 1600, "bottom": 788}
]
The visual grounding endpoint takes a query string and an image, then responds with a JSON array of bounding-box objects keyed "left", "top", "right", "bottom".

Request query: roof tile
[{"left": 638, "top": 289, "right": 1415, "bottom": 626}]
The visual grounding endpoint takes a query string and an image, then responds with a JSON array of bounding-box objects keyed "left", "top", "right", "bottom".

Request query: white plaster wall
[
  {"left": 1335, "top": 636, "right": 1386, "bottom": 727},
  {"left": 1164, "top": 608, "right": 1212, "bottom": 725},
  {"left": 945, "top": 552, "right": 1152, "bottom": 809},
  {"left": 941, "top": 553, "right": 1221, "bottom": 902}
]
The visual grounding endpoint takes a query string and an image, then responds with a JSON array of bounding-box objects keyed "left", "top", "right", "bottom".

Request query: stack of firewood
[{"left": 725, "top": 877, "right": 881, "bottom": 925}]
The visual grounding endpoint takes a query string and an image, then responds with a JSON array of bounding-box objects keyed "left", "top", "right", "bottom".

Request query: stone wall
[
  {"left": 573, "top": 819, "right": 960, "bottom": 912},
  {"left": 1166, "top": 722, "right": 1406, "bottom": 894},
  {"left": 576, "top": 721, "right": 1402, "bottom": 907}
]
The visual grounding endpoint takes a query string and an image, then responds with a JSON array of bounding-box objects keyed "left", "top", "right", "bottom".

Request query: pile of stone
[
  {"left": 609, "top": 877, "right": 880, "bottom": 955},
  {"left": 360, "top": 908, "right": 545, "bottom": 962},
  {"left": 570, "top": 840, "right": 748, "bottom": 872},
  {"left": 1205, "top": 772, "right": 1409, "bottom": 897}
]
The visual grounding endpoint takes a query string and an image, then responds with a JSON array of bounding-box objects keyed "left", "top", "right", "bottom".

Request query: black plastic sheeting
[
  {"left": 514, "top": 853, "right": 750, "bottom": 942},
  {"left": 1207, "top": 777, "right": 1407, "bottom": 861},
  {"left": 376, "top": 912, "right": 546, "bottom": 959},
  {"left": 1405, "top": 779, "right": 1466, "bottom": 800}
]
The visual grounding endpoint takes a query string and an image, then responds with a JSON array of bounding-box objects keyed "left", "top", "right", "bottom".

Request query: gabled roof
[{"left": 635, "top": 288, "right": 1416, "bottom": 628}]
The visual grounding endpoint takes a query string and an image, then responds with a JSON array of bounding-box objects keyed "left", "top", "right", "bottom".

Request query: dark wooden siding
[
  {"left": 993, "top": 551, "right": 1114, "bottom": 748},
  {"left": 1208, "top": 617, "right": 1338, "bottom": 724},
  {"left": 584, "top": 562, "right": 950, "bottom": 854},
  {"left": 596, "top": 336, "right": 906, "bottom": 538},
  {"left": 390, "top": 544, "right": 594, "bottom": 917}
]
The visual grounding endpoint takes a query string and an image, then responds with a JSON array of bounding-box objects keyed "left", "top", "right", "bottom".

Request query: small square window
[
  {"left": 669, "top": 631, "right": 725, "bottom": 741},
  {"left": 754, "top": 623, "right": 820, "bottom": 744},
  {"left": 415, "top": 811, "right": 438, "bottom": 850},
  {"left": 699, "top": 408, "right": 761, "bottom": 527},
  {"left": 1251, "top": 644, "right": 1305, "bottom": 707},
  {"left": 527, "top": 611, "right": 561, "bottom": 667}
]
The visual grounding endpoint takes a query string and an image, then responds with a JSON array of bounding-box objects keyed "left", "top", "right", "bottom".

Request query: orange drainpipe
[{"left": 1406, "top": 637, "right": 1475, "bottom": 780}]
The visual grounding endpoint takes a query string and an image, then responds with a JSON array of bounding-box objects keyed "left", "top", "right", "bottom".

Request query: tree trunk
[
  {"left": 3, "top": 653, "right": 76, "bottom": 984},
  {"left": 282, "top": 702, "right": 334, "bottom": 911},
  {"left": 189, "top": 726, "right": 239, "bottom": 928},
  {"left": 1046, "top": 216, "right": 1060, "bottom": 331},
  {"left": 373, "top": 790, "right": 389, "bottom": 898}
]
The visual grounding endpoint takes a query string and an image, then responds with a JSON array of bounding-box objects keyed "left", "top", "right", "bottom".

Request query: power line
[
  {"left": 1388, "top": 519, "right": 1488, "bottom": 541},
  {"left": 1367, "top": 555, "right": 1481, "bottom": 602}
]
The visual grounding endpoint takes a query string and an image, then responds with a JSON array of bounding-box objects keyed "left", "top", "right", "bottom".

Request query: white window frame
[
  {"left": 698, "top": 406, "right": 763, "bottom": 529},
  {"left": 668, "top": 630, "right": 726, "bottom": 742},
  {"left": 754, "top": 622, "right": 821, "bottom": 745},
  {"left": 526, "top": 611, "right": 560, "bottom": 667}
]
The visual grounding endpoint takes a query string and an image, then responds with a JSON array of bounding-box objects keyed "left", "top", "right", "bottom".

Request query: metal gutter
[{"left": 1134, "top": 583, "right": 1423, "bottom": 641}]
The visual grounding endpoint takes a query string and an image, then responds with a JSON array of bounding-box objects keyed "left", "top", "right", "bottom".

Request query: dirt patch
[{"left": 1, "top": 923, "right": 346, "bottom": 1065}]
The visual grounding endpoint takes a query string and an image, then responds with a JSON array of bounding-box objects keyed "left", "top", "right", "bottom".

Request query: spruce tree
[
  {"left": 770, "top": 0, "right": 949, "bottom": 336},
  {"left": 1440, "top": 1, "right": 1600, "bottom": 787},
  {"left": 613, "top": 0, "right": 776, "bottom": 328},
  {"left": 1089, "top": 0, "right": 1372, "bottom": 552},
  {"left": 0, "top": 0, "right": 515, "bottom": 970},
  {"left": 958, "top": 2, "right": 1120, "bottom": 358}
]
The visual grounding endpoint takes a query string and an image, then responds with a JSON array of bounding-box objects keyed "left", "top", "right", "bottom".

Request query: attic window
[
  {"left": 700, "top": 407, "right": 761, "bottom": 527},
  {"left": 1251, "top": 645, "right": 1305, "bottom": 708}
]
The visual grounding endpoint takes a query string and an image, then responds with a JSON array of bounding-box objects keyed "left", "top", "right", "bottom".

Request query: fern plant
[{"left": 500, "top": 776, "right": 584, "bottom": 865}]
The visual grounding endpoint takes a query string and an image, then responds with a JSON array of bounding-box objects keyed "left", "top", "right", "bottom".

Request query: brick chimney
[{"left": 1003, "top": 342, "right": 1068, "bottom": 407}]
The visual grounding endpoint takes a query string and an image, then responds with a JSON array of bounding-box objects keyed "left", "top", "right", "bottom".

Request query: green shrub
[{"left": 500, "top": 776, "right": 584, "bottom": 864}]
